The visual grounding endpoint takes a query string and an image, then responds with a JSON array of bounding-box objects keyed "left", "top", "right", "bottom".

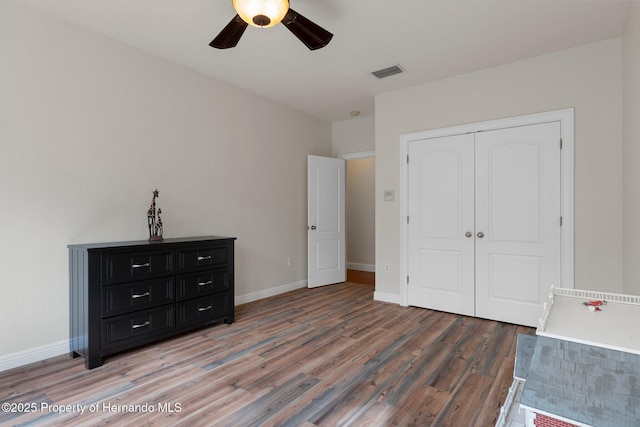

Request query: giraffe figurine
[{"left": 148, "top": 189, "right": 164, "bottom": 241}]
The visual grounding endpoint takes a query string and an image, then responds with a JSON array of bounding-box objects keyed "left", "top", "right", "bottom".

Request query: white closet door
[
  {"left": 407, "top": 134, "right": 475, "bottom": 316},
  {"left": 474, "top": 122, "right": 561, "bottom": 326}
]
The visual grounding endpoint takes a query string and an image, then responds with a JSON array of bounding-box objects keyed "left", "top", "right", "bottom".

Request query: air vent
[{"left": 372, "top": 65, "right": 404, "bottom": 79}]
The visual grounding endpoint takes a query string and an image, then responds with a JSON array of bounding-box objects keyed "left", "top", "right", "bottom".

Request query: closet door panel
[
  {"left": 407, "top": 134, "right": 475, "bottom": 316},
  {"left": 475, "top": 122, "right": 562, "bottom": 326}
]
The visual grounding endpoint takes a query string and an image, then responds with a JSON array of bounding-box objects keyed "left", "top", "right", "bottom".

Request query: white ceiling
[{"left": 20, "top": 0, "right": 632, "bottom": 123}]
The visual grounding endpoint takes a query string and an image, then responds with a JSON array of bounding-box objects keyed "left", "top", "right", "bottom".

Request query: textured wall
[
  {"left": 0, "top": 2, "right": 331, "bottom": 358},
  {"left": 623, "top": 3, "right": 640, "bottom": 295}
]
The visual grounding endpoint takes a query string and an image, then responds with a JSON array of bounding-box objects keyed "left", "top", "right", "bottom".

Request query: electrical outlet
[
  {"left": 287, "top": 257, "right": 292, "bottom": 267},
  {"left": 384, "top": 264, "right": 390, "bottom": 272}
]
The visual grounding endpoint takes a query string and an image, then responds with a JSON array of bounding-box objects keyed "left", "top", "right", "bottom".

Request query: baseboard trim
[
  {"left": 346, "top": 263, "right": 375, "bottom": 272},
  {"left": 0, "top": 340, "right": 69, "bottom": 373},
  {"left": 373, "top": 291, "right": 401, "bottom": 305},
  {"left": 235, "top": 280, "right": 308, "bottom": 305}
]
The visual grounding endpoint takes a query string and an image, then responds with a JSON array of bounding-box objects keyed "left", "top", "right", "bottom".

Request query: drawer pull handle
[
  {"left": 132, "top": 321, "right": 150, "bottom": 329},
  {"left": 132, "top": 263, "right": 150, "bottom": 269},
  {"left": 198, "top": 305, "right": 212, "bottom": 312},
  {"left": 132, "top": 292, "right": 150, "bottom": 299},
  {"left": 197, "top": 256, "right": 211, "bottom": 261},
  {"left": 198, "top": 281, "right": 212, "bottom": 287}
]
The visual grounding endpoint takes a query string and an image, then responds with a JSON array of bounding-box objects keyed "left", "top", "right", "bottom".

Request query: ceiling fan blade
[
  {"left": 210, "top": 15, "right": 248, "bottom": 49},
  {"left": 281, "top": 8, "right": 333, "bottom": 50}
]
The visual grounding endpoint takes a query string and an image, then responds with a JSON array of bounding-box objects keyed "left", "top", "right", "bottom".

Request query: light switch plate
[{"left": 384, "top": 190, "right": 395, "bottom": 201}]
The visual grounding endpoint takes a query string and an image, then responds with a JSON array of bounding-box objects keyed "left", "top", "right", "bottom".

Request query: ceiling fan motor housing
[{"left": 253, "top": 14, "right": 271, "bottom": 26}]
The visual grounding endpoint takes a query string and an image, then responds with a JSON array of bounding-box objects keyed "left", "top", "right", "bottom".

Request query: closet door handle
[
  {"left": 465, "top": 231, "right": 472, "bottom": 238},
  {"left": 477, "top": 232, "right": 485, "bottom": 239}
]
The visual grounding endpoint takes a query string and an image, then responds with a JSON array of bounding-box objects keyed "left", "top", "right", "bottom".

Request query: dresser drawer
[
  {"left": 178, "top": 245, "right": 229, "bottom": 273},
  {"left": 102, "top": 278, "right": 174, "bottom": 317},
  {"left": 176, "top": 270, "right": 229, "bottom": 301},
  {"left": 102, "top": 251, "right": 173, "bottom": 285},
  {"left": 102, "top": 305, "right": 174, "bottom": 349},
  {"left": 176, "top": 293, "right": 230, "bottom": 329}
]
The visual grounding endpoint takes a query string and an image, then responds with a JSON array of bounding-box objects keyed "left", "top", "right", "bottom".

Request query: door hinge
[
  {"left": 560, "top": 138, "right": 563, "bottom": 150},
  {"left": 560, "top": 216, "right": 563, "bottom": 226},
  {"left": 407, "top": 215, "right": 410, "bottom": 224},
  {"left": 407, "top": 155, "right": 409, "bottom": 164},
  {"left": 407, "top": 275, "right": 410, "bottom": 284}
]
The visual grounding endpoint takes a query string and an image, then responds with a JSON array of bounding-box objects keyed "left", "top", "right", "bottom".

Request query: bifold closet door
[
  {"left": 407, "top": 133, "right": 475, "bottom": 317},
  {"left": 474, "top": 122, "right": 561, "bottom": 326}
]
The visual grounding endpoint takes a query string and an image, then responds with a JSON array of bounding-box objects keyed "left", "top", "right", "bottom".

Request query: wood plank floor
[{"left": 0, "top": 282, "right": 533, "bottom": 426}]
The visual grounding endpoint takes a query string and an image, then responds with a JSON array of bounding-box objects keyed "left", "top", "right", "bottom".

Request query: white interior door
[
  {"left": 407, "top": 134, "right": 476, "bottom": 316},
  {"left": 474, "top": 122, "right": 561, "bottom": 326},
  {"left": 308, "top": 155, "right": 346, "bottom": 288}
]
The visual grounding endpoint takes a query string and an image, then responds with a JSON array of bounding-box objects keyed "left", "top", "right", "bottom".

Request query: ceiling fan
[{"left": 210, "top": 0, "right": 333, "bottom": 50}]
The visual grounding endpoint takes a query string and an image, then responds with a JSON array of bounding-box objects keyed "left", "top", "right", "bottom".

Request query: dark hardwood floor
[{"left": 0, "top": 282, "right": 532, "bottom": 426}]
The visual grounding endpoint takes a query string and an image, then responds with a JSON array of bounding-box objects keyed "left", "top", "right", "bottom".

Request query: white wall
[
  {"left": 0, "top": 2, "right": 331, "bottom": 360},
  {"left": 345, "top": 157, "right": 375, "bottom": 270},
  {"left": 623, "top": 3, "right": 640, "bottom": 295},
  {"left": 375, "top": 39, "right": 624, "bottom": 298},
  {"left": 333, "top": 116, "right": 376, "bottom": 271},
  {"left": 332, "top": 115, "right": 375, "bottom": 155}
]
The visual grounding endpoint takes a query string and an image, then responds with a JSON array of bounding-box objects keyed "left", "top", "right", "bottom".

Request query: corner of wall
[{"left": 622, "top": 2, "right": 640, "bottom": 295}]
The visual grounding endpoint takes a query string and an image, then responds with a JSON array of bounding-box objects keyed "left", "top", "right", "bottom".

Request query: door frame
[{"left": 399, "top": 108, "right": 574, "bottom": 307}]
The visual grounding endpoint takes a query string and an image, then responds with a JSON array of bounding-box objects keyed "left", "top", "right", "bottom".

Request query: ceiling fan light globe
[{"left": 232, "top": 0, "right": 289, "bottom": 28}]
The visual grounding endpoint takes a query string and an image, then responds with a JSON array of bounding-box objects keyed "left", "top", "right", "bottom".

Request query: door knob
[
  {"left": 465, "top": 231, "right": 472, "bottom": 238},
  {"left": 477, "top": 232, "right": 485, "bottom": 238},
  {"left": 309, "top": 225, "right": 317, "bottom": 230}
]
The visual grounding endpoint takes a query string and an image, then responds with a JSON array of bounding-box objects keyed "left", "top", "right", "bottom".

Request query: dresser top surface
[{"left": 68, "top": 236, "right": 236, "bottom": 250}]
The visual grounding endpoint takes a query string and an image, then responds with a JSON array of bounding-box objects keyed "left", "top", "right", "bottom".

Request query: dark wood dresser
[{"left": 68, "top": 236, "right": 235, "bottom": 369}]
